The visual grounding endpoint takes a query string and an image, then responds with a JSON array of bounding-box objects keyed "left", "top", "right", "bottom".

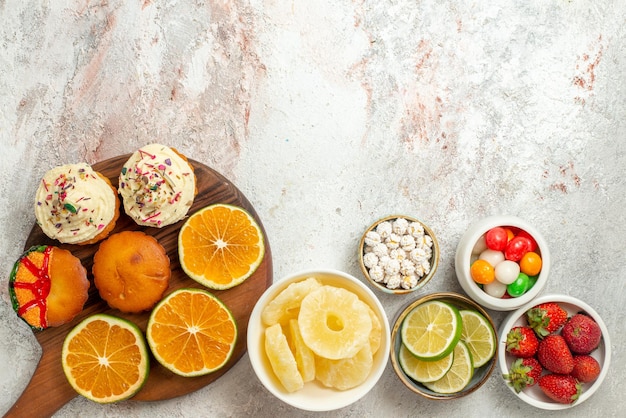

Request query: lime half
[
  {"left": 400, "top": 300, "right": 462, "bottom": 361},
  {"left": 398, "top": 343, "right": 454, "bottom": 383},
  {"left": 423, "top": 340, "right": 474, "bottom": 394},
  {"left": 459, "top": 309, "right": 496, "bottom": 368}
]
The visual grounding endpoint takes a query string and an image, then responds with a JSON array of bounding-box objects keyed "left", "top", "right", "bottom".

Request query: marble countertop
[{"left": 1, "top": 1, "right": 624, "bottom": 417}]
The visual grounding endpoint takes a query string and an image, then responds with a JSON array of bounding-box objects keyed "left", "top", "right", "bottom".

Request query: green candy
[{"left": 507, "top": 273, "right": 530, "bottom": 297}]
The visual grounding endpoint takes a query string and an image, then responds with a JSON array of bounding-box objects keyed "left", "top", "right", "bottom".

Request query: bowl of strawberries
[{"left": 498, "top": 294, "right": 611, "bottom": 410}]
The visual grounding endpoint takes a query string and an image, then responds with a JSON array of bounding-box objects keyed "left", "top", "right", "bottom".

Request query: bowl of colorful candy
[
  {"left": 359, "top": 215, "right": 440, "bottom": 294},
  {"left": 498, "top": 294, "right": 611, "bottom": 409},
  {"left": 455, "top": 215, "right": 550, "bottom": 311},
  {"left": 390, "top": 292, "right": 498, "bottom": 399}
]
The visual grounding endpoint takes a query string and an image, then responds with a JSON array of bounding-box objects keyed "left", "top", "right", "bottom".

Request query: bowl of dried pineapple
[{"left": 247, "top": 269, "right": 391, "bottom": 411}]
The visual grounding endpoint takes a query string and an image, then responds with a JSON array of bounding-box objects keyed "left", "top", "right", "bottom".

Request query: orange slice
[
  {"left": 146, "top": 288, "right": 238, "bottom": 377},
  {"left": 61, "top": 314, "right": 149, "bottom": 404},
  {"left": 178, "top": 203, "right": 265, "bottom": 289}
]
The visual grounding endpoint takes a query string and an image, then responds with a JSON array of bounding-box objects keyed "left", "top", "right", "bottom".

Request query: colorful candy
[
  {"left": 485, "top": 227, "right": 508, "bottom": 251},
  {"left": 507, "top": 273, "right": 530, "bottom": 297},
  {"left": 520, "top": 251, "right": 542, "bottom": 276},
  {"left": 494, "top": 260, "right": 520, "bottom": 285},
  {"left": 470, "top": 226, "right": 542, "bottom": 298},
  {"left": 470, "top": 259, "right": 495, "bottom": 284},
  {"left": 504, "top": 236, "right": 532, "bottom": 261},
  {"left": 484, "top": 280, "right": 507, "bottom": 298}
]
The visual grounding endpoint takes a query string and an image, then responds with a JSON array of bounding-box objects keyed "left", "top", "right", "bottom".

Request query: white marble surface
[{"left": 1, "top": 1, "right": 624, "bottom": 416}]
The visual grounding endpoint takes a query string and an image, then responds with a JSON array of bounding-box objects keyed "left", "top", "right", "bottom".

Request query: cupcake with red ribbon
[{"left": 9, "top": 245, "right": 89, "bottom": 330}]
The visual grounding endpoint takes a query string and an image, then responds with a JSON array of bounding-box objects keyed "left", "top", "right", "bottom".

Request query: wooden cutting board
[{"left": 5, "top": 155, "right": 273, "bottom": 418}]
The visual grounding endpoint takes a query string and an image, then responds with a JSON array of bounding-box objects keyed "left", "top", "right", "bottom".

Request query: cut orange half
[
  {"left": 146, "top": 288, "right": 238, "bottom": 377},
  {"left": 178, "top": 203, "right": 265, "bottom": 290},
  {"left": 61, "top": 314, "right": 149, "bottom": 404}
]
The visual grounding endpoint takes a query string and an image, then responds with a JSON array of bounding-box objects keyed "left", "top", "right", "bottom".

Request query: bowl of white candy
[{"left": 358, "top": 215, "right": 440, "bottom": 295}]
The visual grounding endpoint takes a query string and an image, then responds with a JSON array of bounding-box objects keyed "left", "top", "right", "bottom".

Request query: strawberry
[
  {"left": 505, "top": 326, "right": 539, "bottom": 358},
  {"left": 537, "top": 334, "right": 574, "bottom": 374},
  {"left": 571, "top": 355, "right": 601, "bottom": 383},
  {"left": 503, "top": 357, "right": 542, "bottom": 393},
  {"left": 526, "top": 302, "right": 568, "bottom": 338},
  {"left": 561, "top": 313, "right": 602, "bottom": 354},
  {"left": 538, "top": 374, "right": 581, "bottom": 404}
]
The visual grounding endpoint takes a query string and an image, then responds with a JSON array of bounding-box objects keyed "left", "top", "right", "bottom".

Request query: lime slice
[
  {"left": 423, "top": 340, "right": 474, "bottom": 394},
  {"left": 459, "top": 309, "right": 496, "bottom": 368},
  {"left": 400, "top": 300, "right": 462, "bottom": 361},
  {"left": 398, "top": 343, "right": 454, "bottom": 383}
]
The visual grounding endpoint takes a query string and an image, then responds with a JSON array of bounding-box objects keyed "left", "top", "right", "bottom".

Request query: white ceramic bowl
[
  {"left": 498, "top": 294, "right": 611, "bottom": 410},
  {"left": 247, "top": 269, "right": 391, "bottom": 411},
  {"left": 390, "top": 292, "right": 498, "bottom": 399},
  {"left": 359, "top": 215, "right": 440, "bottom": 295},
  {"left": 455, "top": 215, "right": 551, "bottom": 311}
]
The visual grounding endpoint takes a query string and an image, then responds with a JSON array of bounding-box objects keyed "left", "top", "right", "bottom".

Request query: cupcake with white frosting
[
  {"left": 34, "top": 163, "right": 120, "bottom": 245},
  {"left": 118, "top": 144, "right": 197, "bottom": 228}
]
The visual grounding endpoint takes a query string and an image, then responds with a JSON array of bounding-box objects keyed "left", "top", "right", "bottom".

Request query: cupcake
[
  {"left": 34, "top": 163, "right": 120, "bottom": 245},
  {"left": 93, "top": 231, "right": 171, "bottom": 313},
  {"left": 9, "top": 245, "right": 89, "bottom": 330},
  {"left": 118, "top": 144, "right": 197, "bottom": 228}
]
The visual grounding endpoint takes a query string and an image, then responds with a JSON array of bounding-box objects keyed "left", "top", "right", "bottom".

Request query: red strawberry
[
  {"left": 538, "top": 374, "right": 581, "bottom": 404},
  {"left": 505, "top": 326, "right": 539, "bottom": 358},
  {"left": 571, "top": 355, "right": 601, "bottom": 383},
  {"left": 503, "top": 357, "right": 543, "bottom": 393},
  {"left": 537, "top": 334, "right": 574, "bottom": 374},
  {"left": 561, "top": 313, "right": 602, "bottom": 354},
  {"left": 526, "top": 302, "right": 568, "bottom": 338}
]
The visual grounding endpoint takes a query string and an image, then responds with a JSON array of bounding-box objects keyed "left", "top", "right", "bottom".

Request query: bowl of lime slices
[{"left": 390, "top": 292, "right": 498, "bottom": 399}]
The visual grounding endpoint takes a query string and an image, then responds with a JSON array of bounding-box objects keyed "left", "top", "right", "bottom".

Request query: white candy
[
  {"left": 408, "top": 222, "right": 424, "bottom": 237},
  {"left": 472, "top": 234, "right": 488, "bottom": 255},
  {"left": 378, "top": 255, "right": 391, "bottom": 270},
  {"left": 368, "top": 265, "right": 385, "bottom": 283},
  {"left": 372, "top": 242, "right": 389, "bottom": 258},
  {"left": 364, "top": 230, "right": 382, "bottom": 247},
  {"left": 414, "top": 263, "right": 425, "bottom": 277},
  {"left": 400, "top": 259, "right": 416, "bottom": 275},
  {"left": 479, "top": 249, "right": 505, "bottom": 267},
  {"left": 494, "top": 260, "right": 520, "bottom": 285},
  {"left": 386, "top": 233, "right": 401, "bottom": 249},
  {"left": 363, "top": 252, "right": 379, "bottom": 269},
  {"left": 386, "top": 273, "right": 402, "bottom": 289},
  {"left": 400, "top": 234, "right": 416, "bottom": 251},
  {"left": 389, "top": 248, "right": 407, "bottom": 261},
  {"left": 409, "top": 248, "right": 428, "bottom": 263},
  {"left": 392, "top": 218, "right": 409, "bottom": 235},
  {"left": 484, "top": 280, "right": 508, "bottom": 298},
  {"left": 385, "top": 259, "right": 401, "bottom": 275},
  {"left": 375, "top": 221, "right": 392, "bottom": 239},
  {"left": 364, "top": 217, "right": 434, "bottom": 291},
  {"left": 401, "top": 274, "right": 418, "bottom": 289}
]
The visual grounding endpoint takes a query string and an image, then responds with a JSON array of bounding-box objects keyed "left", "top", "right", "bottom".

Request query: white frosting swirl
[
  {"left": 118, "top": 144, "right": 196, "bottom": 227},
  {"left": 34, "top": 163, "right": 116, "bottom": 244}
]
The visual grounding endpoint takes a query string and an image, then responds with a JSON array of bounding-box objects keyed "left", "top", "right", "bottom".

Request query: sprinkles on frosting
[
  {"left": 34, "top": 163, "right": 115, "bottom": 243},
  {"left": 118, "top": 144, "right": 195, "bottom": 227}
]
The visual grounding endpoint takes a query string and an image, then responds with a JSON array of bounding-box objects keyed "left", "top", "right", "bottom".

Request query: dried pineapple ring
[
  {"left": 265, "top": 323, "right": 303, "bottom": 393},
  {"left": 315, "top": 343, "right": 373, "bottom": 390},
  {"left": 289, "top": 319, "right": 316, "bottom": 382},
  {"left": 298, "top": 285, "right": 372, "bottom": 360},
  {"left": 261, "top": 277, "right": 322, "bottom": 326},
  {"left": 367, "top": 306, "right": 382, "bottom": 355}
]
